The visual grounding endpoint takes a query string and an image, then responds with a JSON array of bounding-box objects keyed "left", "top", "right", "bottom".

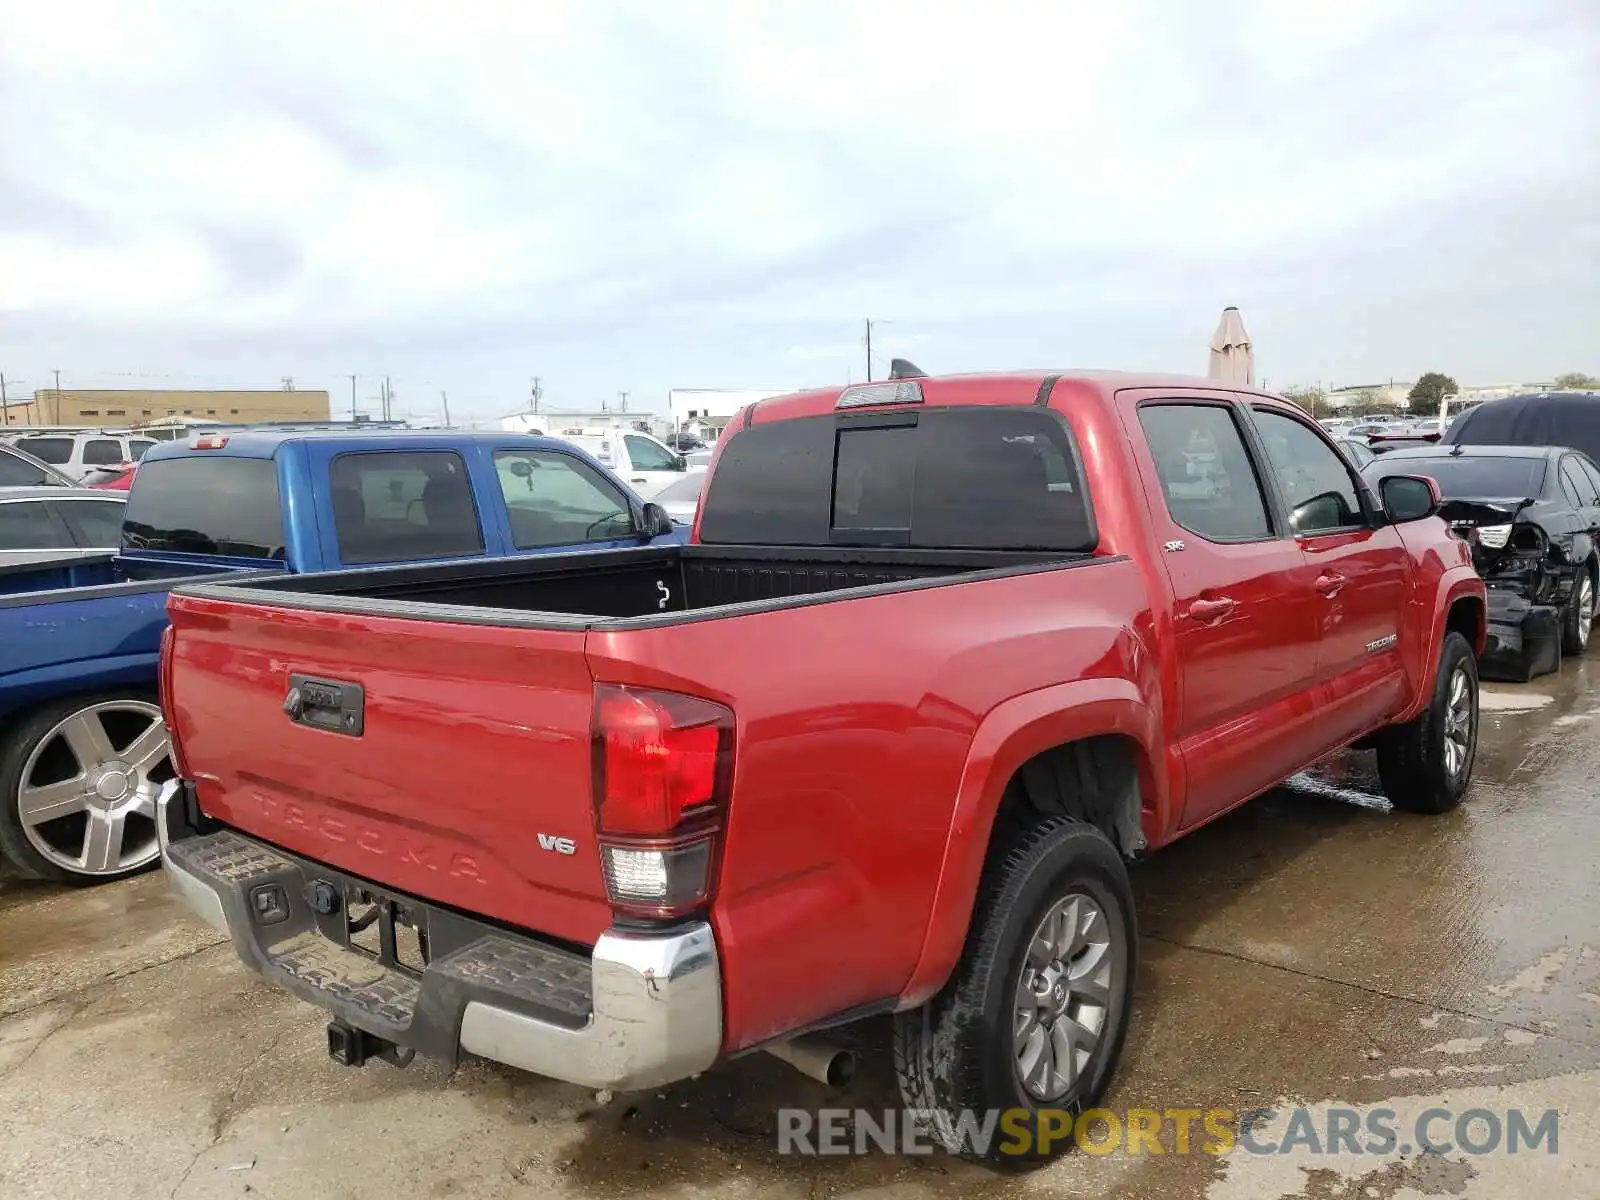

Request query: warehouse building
[{"left": 14, "top": 388, "right": 331, "bottom": 428}]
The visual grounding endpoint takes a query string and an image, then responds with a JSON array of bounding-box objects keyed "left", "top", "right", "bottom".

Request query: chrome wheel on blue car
[{"left": 0, "top": 693, "right": 173, "bottom": 884}]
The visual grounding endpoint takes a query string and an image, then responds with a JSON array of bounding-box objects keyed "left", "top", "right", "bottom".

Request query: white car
[
  {"left": 551, "top": 429, "right": 693, "bottom": 500},
  {"left": 652, "top": 469, "right": 709, "bottom": 525},
  {"left": 8, "top": 431, "right": 159, "bottom": 482},
  {"left": 0, "top": 487, "right": 127, "bottom": 567}
]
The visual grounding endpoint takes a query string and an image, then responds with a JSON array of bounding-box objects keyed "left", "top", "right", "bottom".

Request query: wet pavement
[{"left": 2, "top": 664, "right": 1597, "bottom": 1199}]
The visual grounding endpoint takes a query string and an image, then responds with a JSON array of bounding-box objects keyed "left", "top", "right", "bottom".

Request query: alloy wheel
[
  {"left": 1580, "top": 576, "right": 1594, "bottom": 645},
  {"left": 15, "top": 700, "right": 171, "bottom": 877},
  {"left": 1013, "top": 893, "right": 1117, "bottom": 1102},
  {"left": 1441, "top": 666, "right": 1476, "bottom": 783}
]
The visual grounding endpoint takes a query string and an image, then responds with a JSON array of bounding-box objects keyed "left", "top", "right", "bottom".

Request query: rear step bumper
[{"left": 155, "top": 781, "right": 721, "bottom": 1092}]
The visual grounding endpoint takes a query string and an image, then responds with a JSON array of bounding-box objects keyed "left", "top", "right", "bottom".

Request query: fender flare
[
  {"left": 896, "top": 675, "right": 1163, "bottom": 1010},
  {"left": 1396, "top": 568, "right": 1486, "bottom": 725}
]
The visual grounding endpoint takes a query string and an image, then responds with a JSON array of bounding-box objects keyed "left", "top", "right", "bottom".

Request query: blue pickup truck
[{"left": 0, "top": 428, "right": 684, "bottom": 884}]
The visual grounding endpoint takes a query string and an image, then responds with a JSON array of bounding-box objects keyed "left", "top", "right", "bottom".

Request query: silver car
[
  {"left": 0, "top": 487, "right": 128, "bottom": 568},
  {"left": 652, "top": 469, "right": 709, "bottom": 525},
  {"left": 0, "top": 440, "right": 77, "bottom": 488}
]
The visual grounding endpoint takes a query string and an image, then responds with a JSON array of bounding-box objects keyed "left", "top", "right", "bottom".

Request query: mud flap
[{"left": 1481, "top": 593, "right": 1561, "bottom": 683}]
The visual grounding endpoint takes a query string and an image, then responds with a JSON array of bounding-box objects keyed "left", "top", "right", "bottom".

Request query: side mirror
[
  {"left": 509, "top": 460, "right": 533, "bottom": 478},
  {"left": 1380, "top": 474, "right": 1441, "bottom": 523},
  {"left": 638, "top": 502, "right": 675, "bottom": 538},
  {"left": 674, "top": 454, "right": 688, "bottom": 472}
]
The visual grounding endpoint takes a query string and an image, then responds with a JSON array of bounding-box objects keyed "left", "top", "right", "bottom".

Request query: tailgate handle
[{"left": 285, "top": 675, "right": 365, "bottom": 737}]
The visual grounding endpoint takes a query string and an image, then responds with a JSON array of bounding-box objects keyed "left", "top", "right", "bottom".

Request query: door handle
[
  {"left": 631, "top": 477, "right": 647, "bottom": 483},
  {"left": 1315, "top": 572, "right": 1346, "bottom": 598},
  {"left": 1188, "top": 597, "right": 1237, "bottom": 622}
]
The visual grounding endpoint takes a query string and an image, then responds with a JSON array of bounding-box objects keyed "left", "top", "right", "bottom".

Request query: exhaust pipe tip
[{"left": 764, "top": 1034, "right": 857, "bottom": 1088}]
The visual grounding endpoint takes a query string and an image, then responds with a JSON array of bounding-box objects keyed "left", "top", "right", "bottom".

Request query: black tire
[
  {"left": 0, "top": 690, "right": 169, "bottom": 885},
  {"left": 1375, "top": 632, "right": 1478, "bottom": 814},
  {"left": 1561, "top": 565, "right": 1595, "bottom": 657},
  {"left": 894, "top": 819, "right": 1136, "bottom": 1164}
]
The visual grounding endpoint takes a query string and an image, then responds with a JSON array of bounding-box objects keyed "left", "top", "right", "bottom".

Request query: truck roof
[
  {"left": 139, "top": 428, "right": 581, "bottom": 464},
  {"left": 743, "top": 370, "right": 1282, "bottom": 425}
]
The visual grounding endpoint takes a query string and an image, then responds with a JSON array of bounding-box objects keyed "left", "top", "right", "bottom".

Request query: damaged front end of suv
[
  {"left": 1445, "top": 499, "right": 1582, "bottom": 681},
  {"left": 1370, "top": 445, "right": 1600, "bottom": 683}
]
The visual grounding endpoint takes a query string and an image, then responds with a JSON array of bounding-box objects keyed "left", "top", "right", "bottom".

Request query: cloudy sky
[{"left": 2, "top": 0, "right": 1596, "bottom": 422}]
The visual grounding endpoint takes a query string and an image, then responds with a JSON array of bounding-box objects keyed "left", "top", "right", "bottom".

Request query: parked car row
[
  {"left": 147, "top": 370, "right": 1488, "bottom": 1164},
  {"left": 0, "top": 430, "right": 159, "bottom": 482}
]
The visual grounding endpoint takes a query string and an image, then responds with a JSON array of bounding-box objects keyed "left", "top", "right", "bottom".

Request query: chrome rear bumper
[{"left": 156, "top": 780, "right": 722, "bottom": 1091}]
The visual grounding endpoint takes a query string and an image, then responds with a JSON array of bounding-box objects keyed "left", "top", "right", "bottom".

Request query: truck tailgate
[{"left": 164, "top": 592, "right": 612, "bottom": 945}]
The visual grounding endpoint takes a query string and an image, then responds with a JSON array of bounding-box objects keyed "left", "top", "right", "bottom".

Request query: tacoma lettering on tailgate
[{"left": 250, "top": 792, "right": 487, "bottom": 884}]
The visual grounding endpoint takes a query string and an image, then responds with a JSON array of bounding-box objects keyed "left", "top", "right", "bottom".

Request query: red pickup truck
[{"left": 156, "top": 372, "right": 1485, "bottom": 1159}]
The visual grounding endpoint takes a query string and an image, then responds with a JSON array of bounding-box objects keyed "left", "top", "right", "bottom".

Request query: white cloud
[{"left": 0, "top": 0, "right": 1595, "bottom": 413}]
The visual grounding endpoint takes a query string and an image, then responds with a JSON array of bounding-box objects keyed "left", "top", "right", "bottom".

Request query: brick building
[{"left": 14, "top": 388, "right": 331, "bottom": 428}]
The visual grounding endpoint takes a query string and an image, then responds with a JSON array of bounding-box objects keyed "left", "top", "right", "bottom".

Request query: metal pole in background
[
  {"left": 348, "top": 374, "right": 357, "bottom": 420},
  {"left": 864, "top": 319, "right": 873, "bottom": 382},
  {"left": 440, "top": 391, "right": 451, "bottom": 426},
  {"left": 53, "top": 368, "right": 62, "bottom": 423}
]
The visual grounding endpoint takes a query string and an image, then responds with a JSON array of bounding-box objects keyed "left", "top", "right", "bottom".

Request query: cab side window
[
  {"left": 329, "top": 450, "right": 483, "bottom": 564},
  {"left": 492, "top": 450, "right": 634, "bottom": 547},
  {"left": 1253, "top": 410, "right": 1365, "bottom": 535},
  {"left": 624, "top": 435, "right": 677, "bottom": 472},
  {"left": 1137, "top": 404, "right": 1272, "bottom": 541}
]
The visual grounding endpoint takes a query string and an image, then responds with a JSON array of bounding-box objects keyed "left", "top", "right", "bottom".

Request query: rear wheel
[
  {"left": 1376, "top": 632, "right": 1478, "bottom": 814},
  {"left": 0, "top": 692, "right": 173, "bottom": 884},
  {"left": 894, "top": 819, "right": 1136, "bottom": 1163},
  {"left": 1561, "top": 567, "right": 1594, "bottom": 656}
]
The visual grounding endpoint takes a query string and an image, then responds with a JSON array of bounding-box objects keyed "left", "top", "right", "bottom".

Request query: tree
[
  {"left": 1281, "top": 385, "right": 1327, "bottom": 416},
  {"left": 1352, "top": 387, "right": 1386, "bottom": 415},
  {"left": 1555, "top": 372, "right": 1599, "bottom": 390},
  {"left": 1407, "top": 373, "right": 1458, "bottom": 417}
]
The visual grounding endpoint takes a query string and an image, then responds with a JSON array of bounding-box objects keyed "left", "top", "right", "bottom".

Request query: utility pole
[
  {"left": 348, "top": 374, "right": 357, "bottom": 421},
  {"left": 618, "top": 391, "right": 629, "bottom": 412},
  {"left": 53, "top": 368, "right": 62, "bottom": 424},
  {"left": 1, "top": 372, "right": 7, "bottom": 425},
  {"left": 440, "top": 390, "right": 452, "bottom": 426},
  {"left": 530, "top": 376, "right": 542, "bottom": 414},
  {"left": 382, "top": 376, "right": 392, "bottom": 422},
  {"left": 864, "top": 319, "right": 873, "bottom": 382}
]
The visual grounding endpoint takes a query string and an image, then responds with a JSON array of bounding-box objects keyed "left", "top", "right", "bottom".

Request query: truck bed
[{"left": 170, "top": 544, "right": 1087, "bottom": 629}]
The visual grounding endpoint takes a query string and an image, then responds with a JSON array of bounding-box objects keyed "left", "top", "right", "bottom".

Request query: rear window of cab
[
  {"left": 698, "top": 406, "right": 1095, "bottom": 551},
  {"left": 121, "top": 456, "right": 286, "bottom": 559}
]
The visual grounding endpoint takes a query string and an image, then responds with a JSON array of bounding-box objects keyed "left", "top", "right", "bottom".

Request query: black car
[
  {"left": 1366, "top": 444, "right": 1600, "bottom": 680},
  {"left": 1444, "top": 391, "right": 1600, "bottom": 463}
]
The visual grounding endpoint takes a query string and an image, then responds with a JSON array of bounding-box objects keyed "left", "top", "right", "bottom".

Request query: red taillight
[{"left": 592, "top": 685, "right": 734, "bottom": 918}]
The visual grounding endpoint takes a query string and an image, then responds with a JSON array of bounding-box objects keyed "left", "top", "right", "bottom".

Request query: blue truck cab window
[{"left": 121, "top": 457, "right": 286, "bottom": 560}]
